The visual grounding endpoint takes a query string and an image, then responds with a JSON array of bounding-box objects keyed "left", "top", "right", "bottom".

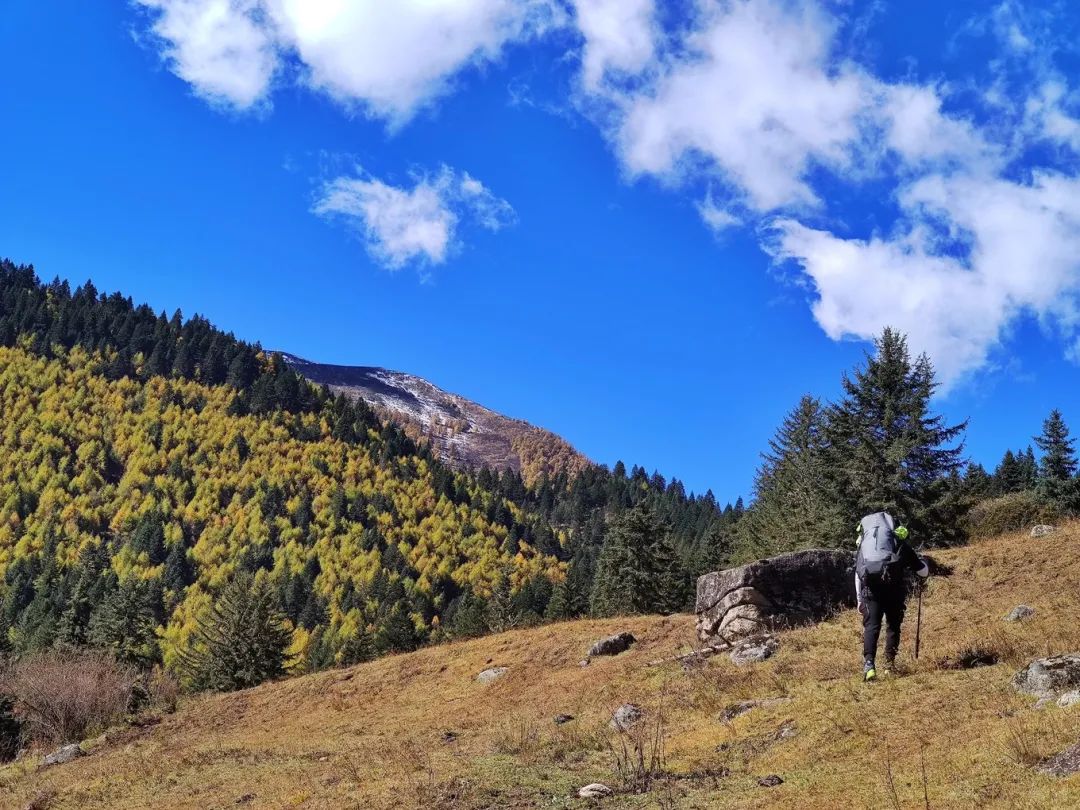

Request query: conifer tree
[
  {"left": 589, "top": 503, "right": 685, "bottom": 616},
  {"left": 543, "top": 579, "right": 572, "bottom": 621},
  {"left": 179, "top": 573, "right": 292, "bottom": 692},
  {"left": 993, "top": 450, "right": 1023, "bottom": 494},
  {"left": 737, "top": 395, "right": 848, "bottom": 557},
  {"left": 88, "top": 578, "right": 162, "bottom": 668},
  {"left": 485, "top": 572, "right": 517, "bottom": 633},
  {"left": 339, "top": 624, "right": 375, "bottom": 666},
  {"left": 827, "top": 328, "right": 966, "bottom": 544},
  {"left": 374, "top": 601, "right": 421, "bottom": 654},
  {"left": 1035, "top": 409, "right": 1079, "bottom": 513}
]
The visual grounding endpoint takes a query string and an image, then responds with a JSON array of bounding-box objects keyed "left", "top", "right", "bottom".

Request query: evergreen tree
[
  {"left": 374, "top": 601, "right": 421, "bottom": 654},
  {"left": 827, "top": 328, "right": 967, "bottom": 544},
  {"left": 737, "top": 395, "right": 848, "bottom": 557},
  {"left": 339, "top": 624, "right": 376, "bottom": 666},
  {"left": 88, "top": 578, "right": 162, "bottom": 668},
  {"left": 961, "top": 462, "right": 993, "bottom": 499},
  {"left": 993, "top": 449, "right": 1024, "bottom": 495},
  {"left": 485, "top": 572, "right": 517, "bottom": 632},
  {"left": 589, "top": 503, "right": 685, "bottom": 616},
  {"left": 448, "top": 590, "right": 490, "bottom": 638},
  {"left": 178, "top": 574, "right": 293, "bottom": 692},
  {"left": 543, "top": 579, "right": 572, "bottom": 621},
  {"left": 1035, "top": 409, "right": 1079, "bottom": 513}
]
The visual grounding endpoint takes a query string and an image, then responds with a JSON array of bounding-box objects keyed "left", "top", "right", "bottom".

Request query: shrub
[
  {"left": 2, "top": 648, "right": 135, "bottom": 746},
  {"left": 962, "top": 492, "right": 1047, "bottom": 539}
]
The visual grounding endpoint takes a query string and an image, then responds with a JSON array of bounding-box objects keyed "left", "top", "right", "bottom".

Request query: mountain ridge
[{"left": 280, "top": 352, "right": 593, "bottom": 486}]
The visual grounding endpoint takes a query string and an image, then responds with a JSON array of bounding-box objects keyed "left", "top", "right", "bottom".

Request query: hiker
[{"left": 855, "top": 511, "right": 929, "bottom": 682}]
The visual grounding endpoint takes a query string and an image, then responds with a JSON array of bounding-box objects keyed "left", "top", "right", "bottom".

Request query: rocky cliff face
[
  {"left": 281, "top": 353, "right": 592, "bottom": 485},
  {"left": 695, "top": 549, "right": 856, "bottom": 642}
]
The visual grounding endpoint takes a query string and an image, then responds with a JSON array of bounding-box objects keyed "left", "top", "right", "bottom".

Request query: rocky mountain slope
[
  {"left": 11, "top": 525, "right": 1080, "bottom": 809},
  {"left": 282, "top": 353, "right": 592, "bottom": 485}
]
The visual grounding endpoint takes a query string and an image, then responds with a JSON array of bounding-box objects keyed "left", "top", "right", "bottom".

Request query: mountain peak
[{"left": 281, "top": 353, "right": 592, "bottom": 484}]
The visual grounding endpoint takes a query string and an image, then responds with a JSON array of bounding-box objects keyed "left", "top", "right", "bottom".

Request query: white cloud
[
  {"left": 571, "top": 0, "right": 657, "bottom": 90},
  {"left": 609, "top": 0, "right": 871, "bottom": 212},
  {"left": 136, "top": 0, "right": 559, "bottom": 122},
  {"left": 697, "top": 196, "right": 740, "bottom": 233},
  {"left": 572, "top": 0, "right": 1080, "bottom": 387},
  {"left": 770, "top": 169, "right": 1080, "bottom": 389},
  {"left": 314, "top": 167, "right": 514, "bottom": 269},
  {"left": 136, "top": 0, "right": 278, "bottom": 110}
]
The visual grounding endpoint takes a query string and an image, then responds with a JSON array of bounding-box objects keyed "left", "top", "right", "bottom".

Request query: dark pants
[{"left": 861, "top": 576, "right": 907, "bottom": 665}]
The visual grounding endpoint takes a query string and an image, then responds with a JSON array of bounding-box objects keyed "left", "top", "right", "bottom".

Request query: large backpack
[{"left": 856, "top": 512, "right": 902, "bottom": 582}]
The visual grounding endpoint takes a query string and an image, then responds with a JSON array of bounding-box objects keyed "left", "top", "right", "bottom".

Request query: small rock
[
  {"left": 476, "top": 667, "right": 507, "bottom": 684},
  {"left": 1039, "top": 740, "right": 1080, "bottom": 777},
  {"left": 719, "top": 697, "right": 790, "bottom": 722},
  {"left": 610, "top": 703, "right": 644, "bottom": 731},
  {"left": 1004, "top": 605, "right": 1036, "bottom": 622},
  {"left": 772, "top": 720, "right": 798, "bottom": 741},
  {"left": 1030, "top": 524, "right": 1057, "bottom": 538},
  {"left": 21, "top": 791, "right": 54, "bottom": 810},
  {"left": 579, "top": 658, "right": 591, "bottom": 668},
  {"left": 588, "top": 632, "right": 636, "bottom": 658},
  {"left": 577, "top": 783, "right": 613, "bottom": 799},
  {"left": 41, "top": 743, "right": 84, "bottom": 767},
  {"left": 729, "top": 635, "right": 779, "bottom": 666},
  {"left": 235, "top": 795, "right": 256, "bottom": 805},
  {"left": 757, "top": 775, "right": 784, "bottom": 788},
  {"left": 1012, "top": 653, "right": 1080, "bottom": 697},
  {"left": 553, "top": 714, "right": 575, "bottom": 725},
  {"left": 441, "top": 730, "right": 459, "bottom": 744},
  {"left": 1059, "top": 690, "right": 1080, "bottom": 708}
]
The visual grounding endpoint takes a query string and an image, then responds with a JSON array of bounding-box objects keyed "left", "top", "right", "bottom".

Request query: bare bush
[
  {"left": 145, "top": 666, "right": 181, "bottom": 714},
  {"left": 608, "top": 700, "right": 667, "bottom": 794},
  {"left": 3, "top": 648, "right": 135, "bottom": 746}
]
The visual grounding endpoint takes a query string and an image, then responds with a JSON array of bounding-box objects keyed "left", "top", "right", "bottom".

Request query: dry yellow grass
[{"left": 4, "top": 525, "right": 1080, "bottom": 809}]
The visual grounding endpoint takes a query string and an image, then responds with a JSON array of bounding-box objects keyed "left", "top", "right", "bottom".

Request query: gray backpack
[{"left": 856, "top": 512, "right": 901, "bottom": 582}]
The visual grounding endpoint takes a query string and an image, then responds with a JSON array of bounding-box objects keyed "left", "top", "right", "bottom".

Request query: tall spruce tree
[
  {"left": 88, "top": 578, "right": 162, "bottom": 668},
  {"left": 827, "top": 329, "right": 967, "bottom": 544},
  {"left": 1034, "top": 409, "right": 1079, "bottom": 513},
  {"left": 589, "top": 503, "right": 686, "bottom": 616},
  {"left": 737, "top": 395, "right": 848, "bottom": 557},
  {"left": 179, "top": 573, "right": 292, "bottom": 692}
]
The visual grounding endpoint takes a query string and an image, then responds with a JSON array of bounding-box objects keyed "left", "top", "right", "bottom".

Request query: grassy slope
[{"left": 6, "top": 526, "right": 1080, "bottom": 809}]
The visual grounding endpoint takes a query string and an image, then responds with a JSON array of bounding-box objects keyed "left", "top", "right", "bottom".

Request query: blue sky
[{"left": 2, "top": 1, "right": 1080, "bottom": 501}]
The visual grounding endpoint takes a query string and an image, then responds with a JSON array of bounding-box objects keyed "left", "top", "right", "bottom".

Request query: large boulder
[
  {"left": 695, "top": 549, "right": 855, "bottom": 642},
  {"left": 1012, "top": 654, "right": 1080, "bottom": 698}
]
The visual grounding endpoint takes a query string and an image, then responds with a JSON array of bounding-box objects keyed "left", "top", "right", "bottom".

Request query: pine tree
[
  {"left": 961, "top": 462, "right": 993, "bottom": 499},
  {"left": 339, "top": 624, "right": 376, "bottom": 666},
  {"left": 993, "top": 450, "right": 1024, "bottom": 495},
  {"left": 543, "top": 579, "right": 572, "bottom": 621},
  {"left": 737, "top": 395, "right": 848, "bottom": 557},
  {"left": 449, "top": 590, "right": 490, "bottom": 638},
  {"left": 88, "top": 578, "right": 162, "bottom": 668},
  {"left": 485, "top": 572, "right": 517, "bottom": 632},
  {"left": 827, "top": 328, "right": 967, "bottom": 544},
  {"left": 178, "top": 573, "right": 293, "bottom": 692},
  {"left": 589, "top": 503, "right": 685, "bottom": 617},
  {"left": 1035, "top": 409, "right": 1079, "bottom": 513},
  {"left": 374, "top": 601, "right": 421, "bottom": 654}
]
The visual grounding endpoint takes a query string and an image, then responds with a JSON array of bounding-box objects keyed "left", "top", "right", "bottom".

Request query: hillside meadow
[{"left": 4, "top": 524, "right": 1079, "bottom": 809}]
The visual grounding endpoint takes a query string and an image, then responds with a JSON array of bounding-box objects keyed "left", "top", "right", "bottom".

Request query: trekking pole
[{"left": 913, "top": 580, "right": 924, "bottom": 660}]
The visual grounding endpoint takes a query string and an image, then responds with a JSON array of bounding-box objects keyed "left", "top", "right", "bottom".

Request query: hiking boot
[
  {"left": 882, "top": 658, "right": 896, "bottom": 677},
  {"left": 863, "top": 661, "right": 877, "bottom": 682}
]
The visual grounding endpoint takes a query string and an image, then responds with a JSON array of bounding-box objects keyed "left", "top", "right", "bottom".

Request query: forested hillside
[{"left": 0, "top": 261, "right": 734, "bottom": 683}]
